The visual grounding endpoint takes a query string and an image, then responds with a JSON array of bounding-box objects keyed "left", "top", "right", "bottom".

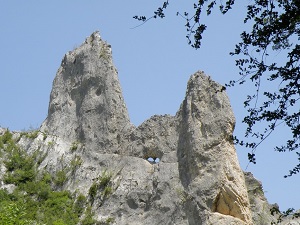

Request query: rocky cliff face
[{"left": 0, "top": 31, "right": 283, "bottom": 224}]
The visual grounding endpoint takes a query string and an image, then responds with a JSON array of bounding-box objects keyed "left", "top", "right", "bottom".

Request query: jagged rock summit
[
  {"left": 41, "top": 31, "right": 132, "bottom": 152},
  {"left": 38, "top": 31, "right": 254, "bottom": 224},
  {"left": 5, "top": 31, "right": 289, "bottom": 224}
]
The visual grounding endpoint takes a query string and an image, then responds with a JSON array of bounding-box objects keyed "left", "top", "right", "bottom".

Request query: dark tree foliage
[
  {"left": 270, "top": 207, "right": 300, "bottom": 224},
  {"left": 134, "top": 0, "right": 300, "bottom": 176},
  {"left": 228, "top": 1, "right": 300, "bottom": 177}
]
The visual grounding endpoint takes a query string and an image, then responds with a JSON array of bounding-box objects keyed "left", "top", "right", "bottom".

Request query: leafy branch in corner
[
  {"left": 132, "top": 1, "right": 169, "bottom": 29},
  {"left": 133, "top": 1, "right": 235, "bottom": 48}
]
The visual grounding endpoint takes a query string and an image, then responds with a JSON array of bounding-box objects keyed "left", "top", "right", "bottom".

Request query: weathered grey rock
[
  {"left": 244, "top": 172, "right": 278, "bottom": 224},
  {"left": 244, "top": 171, "right": 300, "bottom": 225},
  {"left": 175, "top": 73, "right": 252, "bottom": 224},
  {"left": 40, "top": 31, "right": 133, "bottom": 153},
  {"left": 2, "top": 31, "right": 262, "bottom": 224}
]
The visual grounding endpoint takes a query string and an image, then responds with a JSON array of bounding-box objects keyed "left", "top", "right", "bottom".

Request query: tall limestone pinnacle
[
  {"left": 176, "top": 73, "right": 252, "bottom": 224},
  {"left": 14, "top": 31, "right": 266, "bottom": 224},
  {"left": 41, "top": 31, "right": 132, "bottom": 151}
]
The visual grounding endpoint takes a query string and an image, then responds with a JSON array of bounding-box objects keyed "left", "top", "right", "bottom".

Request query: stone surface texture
[
  {"left": 244, "top": 172, "right": 278, "bottom": 224},
  {"left": 244, "top": 172, "right": 300, "bottom": 225},
  {"left": 1, "top": 31, "right": 288, "bottom": 224}
]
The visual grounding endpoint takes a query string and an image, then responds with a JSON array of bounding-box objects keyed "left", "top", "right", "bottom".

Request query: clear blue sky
[{"left": 0, "top": 1, "right": 298, "bottom": 210}]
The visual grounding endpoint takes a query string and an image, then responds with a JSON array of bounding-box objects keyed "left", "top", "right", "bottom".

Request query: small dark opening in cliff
[{"left": 147, "top": 157, "right": 160, "bottom": 164}]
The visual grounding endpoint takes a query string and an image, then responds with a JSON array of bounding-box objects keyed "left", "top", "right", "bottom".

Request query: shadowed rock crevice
[{"left": 212, "top": 185, "right": 247, "bottom": 221}]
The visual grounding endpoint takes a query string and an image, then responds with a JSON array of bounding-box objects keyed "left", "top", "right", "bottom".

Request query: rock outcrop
[
  {"left": 39, "top": 31, "right": 253, "bottom": 224},
  {"left": 1, "top": 31, "right": 282, "bottom": 224},
  {"left": 244, "top": 172, "right": 277, "bottom": 224},
  {"left": 41, "top": 32, "right": 132, "bottom": 152}
]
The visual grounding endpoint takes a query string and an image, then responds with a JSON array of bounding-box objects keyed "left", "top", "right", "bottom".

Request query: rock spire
[{"left": 41, "top": 31, "right": 132, "bottom": 152}]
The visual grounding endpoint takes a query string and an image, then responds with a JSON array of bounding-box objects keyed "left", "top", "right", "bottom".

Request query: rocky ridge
[{"left": 0, "top": 31, "right": 289, "bottom": 224}]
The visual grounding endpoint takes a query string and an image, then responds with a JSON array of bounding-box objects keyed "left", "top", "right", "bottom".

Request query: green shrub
[
  {"left": 54, "top": 170, "right": 68, "bottom": 187},
  {"left": 99, "top": 170, "right": 113, "bottom": 198},
  {"left": 88, "top": 170, "right": 114, "bottom": 204},
  {"left": 0, "top": 134, "right": 87, "bottom": 225},
  {"left": 0, "top": 130, "right": 15, "bottom": 152},
  {"left": 103, "top": 186, "right": 113, "bottom": 198},
  {"left": 4, "top": 167, "right": 36, "bottom": 184},
  {"left": 4, "top": 147, "right": 32, "bottom": 171},
  {"left": 74, "top": 194, "right": 86, "bottom": 215},
  {"left": 26, "top": 130, "right": 39, "bottom": 139},
  {"left": 70, "top": 141, "right": 80, "bottom": 152},
  {"left": 36, "top": 182, "right": 51, "bottom": 201},
  {"left": 81, "top": 207, "right": 98, "bottom": 225},
  {"left": 0, "top": 130, "right": 13, "bottom": 145},
  {"left": 99, "top": 170, "right": 112, "bottom": 187},
  {"left": 20, "top": 130, "right": 39, "bottom": 139},
  {"left": 2, "top": 138, "right": 18, "bottom": 154},
  {"left": 0, "top": 201, "right": 33, "bottom": 225},
  {"left": 39, "top": 191, "right": 79, "bottom": 225},
  {"left": 47, "top": 141, "right": 54, "bottom": 146},
  {"left": 41, "top": 171, "right": 52, "bottom": 184},
  {"left": 106, "top": 217, "right": 115, "bottom": 224},
  {"left": 21, "top": 180, "right": 51, "bottom": 201},
  {"left": 53, "top": 219, "right": 67, "bottom": 225},
  {"left": 70, "top": 155, "right": 83, "bottom": 174},
  {"left": 3, "top": 144, "right": 37, "bottom": 185},
  {"left": 0, "top": 189, "right": 11, "bottom": 203},
  {"left": 42, "top": 132, "right": 47, "bottom": 140},
  {"left": 88, "top": 182, "right": 98, "bottom": 203}
]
